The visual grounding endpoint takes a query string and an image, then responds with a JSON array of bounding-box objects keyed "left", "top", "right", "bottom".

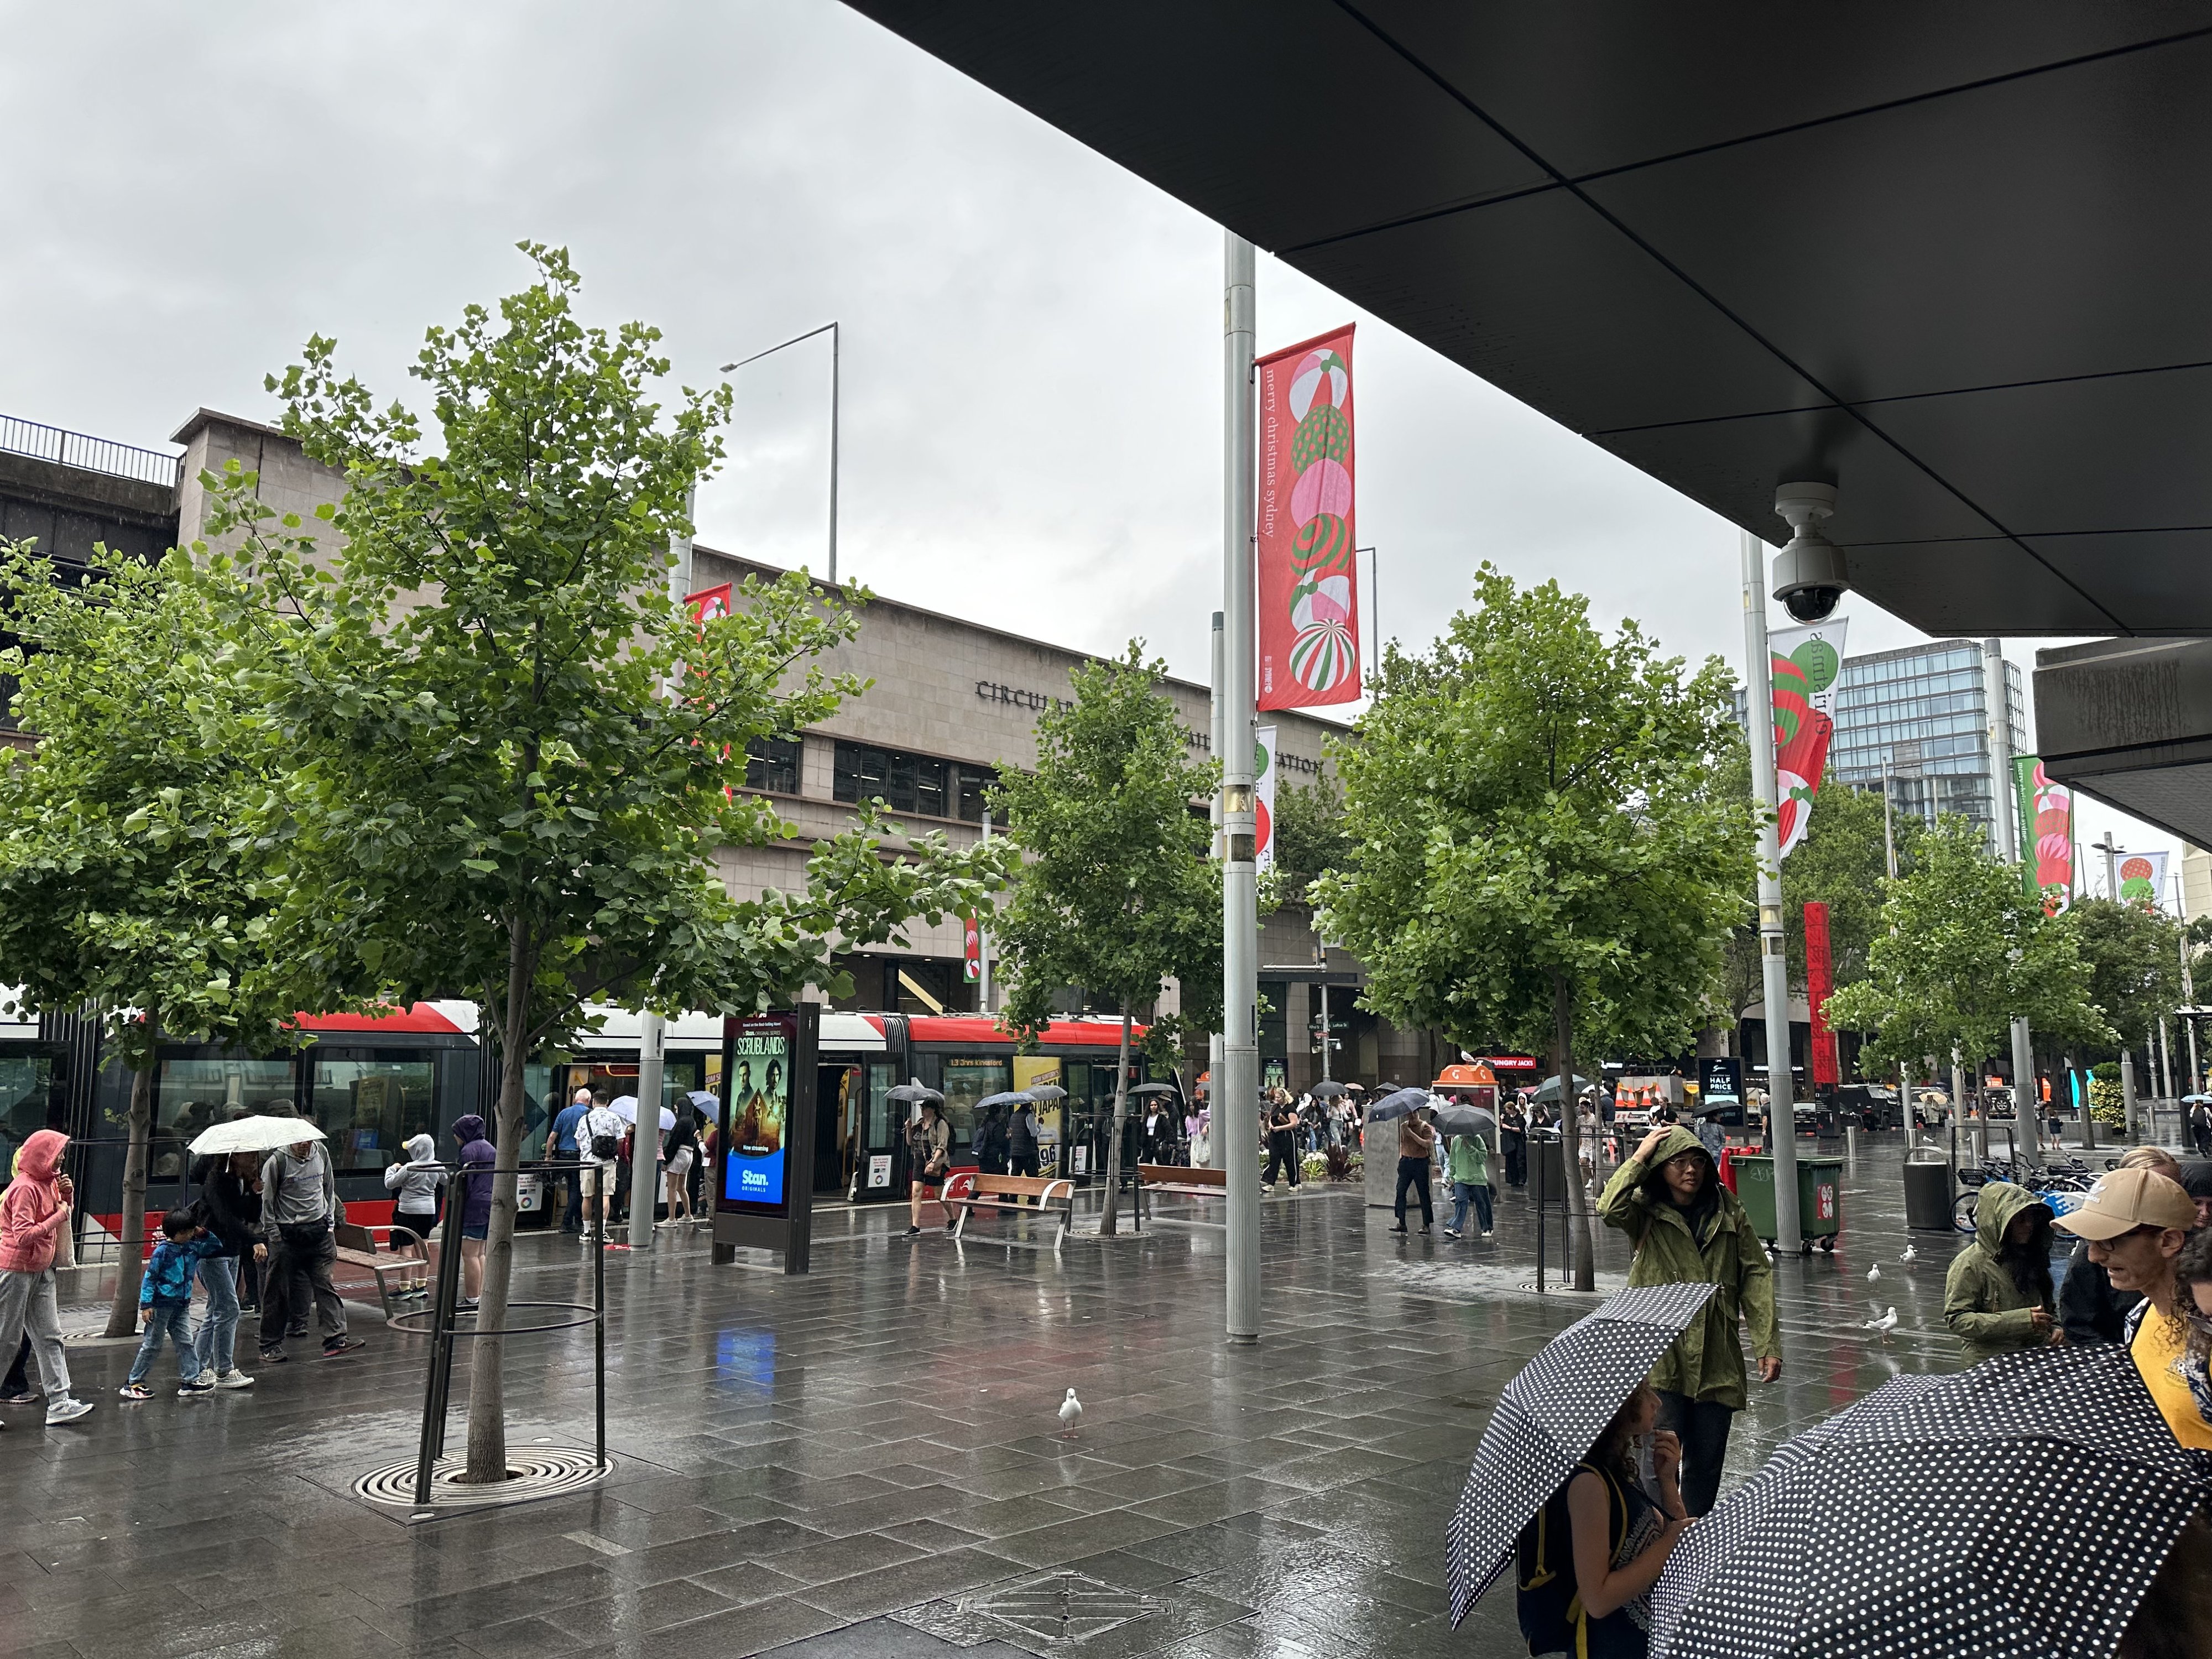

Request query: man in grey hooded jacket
[{"left": 257, "top": 1135, "right": 362, "bottom": 1362}]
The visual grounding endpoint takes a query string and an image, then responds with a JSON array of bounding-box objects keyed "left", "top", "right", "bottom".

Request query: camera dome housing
[{"left": 1772, "top": 483, "right": 1846, "bottom": 623}]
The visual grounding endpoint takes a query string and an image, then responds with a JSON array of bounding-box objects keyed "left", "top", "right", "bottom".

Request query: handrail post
[{"left": 413, "top": 1159, "right": 469, "bottom": 1507}]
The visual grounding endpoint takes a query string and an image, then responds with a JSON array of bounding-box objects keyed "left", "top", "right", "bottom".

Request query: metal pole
[
  {"left": 1209, "top": 612, "right": 1225, "bottom": 1140},
  {"left": 2100, "top": 832, "right": 2121, "bottom": 903},
  {"left": 1318, "top": 978, "right": 1332, "bottom": 1085},
  {"left": 1358, "top": 545, "right": 1378, "bottom": 680},
  {"left": 1222, "top": 232, "right": 1262, "bottom": 1344},
  {"left": 2179, "top": 871, "right": 2201, "bottom": 1096},
  {"left": 1741, "top": 530, "right": 1801, "bottom": 1251},
  {"left": 978, "top": 809, "right": 993, "bottom": 1014},
  {"left": 1984, "top": 640, "right": 2039, "bottom": 1166},
  {"left": 2122, "top": 1047, "right": 2140, "bottom": 1142},
  {"left": 828, "top": 322, "right": 839, "bottom": 588},
  {"left": 413, "top": 1163, "right": 469, "bottom": 1506},
  {"left": 1881, "top": 753, "right": 1898, "bottom": 880},
  {"left": 593, "top": 1201, "right": 606, "bottom": 1469}
]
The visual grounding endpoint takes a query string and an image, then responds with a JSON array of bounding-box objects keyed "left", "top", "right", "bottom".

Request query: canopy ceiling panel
[{"left": 846, "top": 0, "right": 2212, "bottom": 639}]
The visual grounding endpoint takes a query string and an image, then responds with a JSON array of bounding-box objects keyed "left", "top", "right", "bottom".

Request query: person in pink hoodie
[{"left": 0, "top": 1130, "right": 95, "bottom": 1426}]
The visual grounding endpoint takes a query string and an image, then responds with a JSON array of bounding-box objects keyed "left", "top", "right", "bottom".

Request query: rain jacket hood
[
  {"left": 385, "top": 1134, "right": 447, "bottom": 1215},
  {"left": 1597, "top": 1126, "right": 1777, "bottom": 1411},
  {"left": 454, "top": 1117, "right": 496, "bottom": 1232},
  {"left": 405, "top": 1133, "right": 436, "bottom": 1163},
  {"left": 0, "top": 1130, "right": 72, "bottom": 1273},
  {"left": 1943, "top": 1181, "right": 2055, "bottom": 1363}
]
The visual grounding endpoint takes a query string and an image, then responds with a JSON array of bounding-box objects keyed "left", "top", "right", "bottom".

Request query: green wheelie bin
[{"left": 1730, "top": 1153, "right": 1843, "bottom": 1253}]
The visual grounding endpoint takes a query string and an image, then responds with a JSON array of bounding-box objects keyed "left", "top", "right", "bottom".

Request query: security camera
[{"left": 1771, "top": 482, "right": 1848, "bottom": 623}]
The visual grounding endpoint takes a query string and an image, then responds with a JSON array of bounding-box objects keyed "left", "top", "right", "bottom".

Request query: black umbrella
[
  {"left": 1433, "top": 1104, "right": 1499, "bottom": 1137},
  {"left": 1648, "top": 1344, "right": 2206, "bottom": 1658},
  {"left": 1311, "top": 1079, "right": 1352, "bottom": 1098},
  {"left": 1124, "top": 1083, "right": 1180, "bottom": 1097},
  {"left": 1364, "top": 1087, "right": 1433, "bottom": 1124},
  {"left": 1446, "top": 1282, "right": 1719, "bottom": 1626}
]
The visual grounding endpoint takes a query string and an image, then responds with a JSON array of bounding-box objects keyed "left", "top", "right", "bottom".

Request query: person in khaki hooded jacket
[
  {"left": 1943, "top": 1181, "right": 2057, "bottom": 1364},
  {"left": 1599, "top": 1124, "right": 1780, "bottom": 1516}
]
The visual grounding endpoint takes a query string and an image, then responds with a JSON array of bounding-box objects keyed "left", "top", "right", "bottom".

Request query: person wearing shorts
[
  {"left": 580, "top": 1095, "right": 623, "bottom": 1241},
  {"left": 663, "top": 1104, "right": 698, "bottom": 1226},
  {"left": 451, "top": 1116, "right": 496, "bottom": 1310},
  {"left": 905, "top": 1103, "right": 953, "bottom": 1239},
  {"left": 382, "top": 1134, "right": 444, "bottom": 1295}
]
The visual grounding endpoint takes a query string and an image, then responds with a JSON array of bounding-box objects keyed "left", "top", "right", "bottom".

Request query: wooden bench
[
  {"left": 943, "top": 1173, "right": 1076, "bottom": 1243},
  {"left": 335, "top": 1219, "right": 432, "bottom": 1322},
  {"left": 1138, "top": 1162, "right": 1227, "bottom": 1194}
]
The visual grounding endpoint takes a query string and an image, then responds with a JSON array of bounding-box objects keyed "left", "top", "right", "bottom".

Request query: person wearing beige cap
[{"left": 2053, "top": 1165, "right": 2211, "bottom": 1451}]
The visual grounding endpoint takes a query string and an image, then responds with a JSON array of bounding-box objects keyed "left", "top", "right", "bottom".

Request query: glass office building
[{"left": 1739, "top": 640, "right": 2025, "bottom": 844}]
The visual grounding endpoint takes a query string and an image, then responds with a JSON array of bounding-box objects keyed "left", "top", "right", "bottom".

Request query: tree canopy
[
  {"left": 1825, "top": 816, "right": 2110, "bottom": 1081},
  {"left": 990, "top": 643, "right": 1218, "bottom": 1235},
  {"left": 1313, "top": 566, "right": 1757, "bottom": 1287},
  {"left": 213, "top": 245, "right": 1010, "bottom": 1480},
  {"left": 0, "top": 540, "right": 334, "bottom": 1331},
  {"left": 2064, "top": 896, "right": 2182, "bottom": 1051}
]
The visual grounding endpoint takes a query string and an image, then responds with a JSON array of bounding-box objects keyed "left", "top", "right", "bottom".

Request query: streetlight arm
[{"left": 720, "top": 320, "right": 837, "bottom": 373}]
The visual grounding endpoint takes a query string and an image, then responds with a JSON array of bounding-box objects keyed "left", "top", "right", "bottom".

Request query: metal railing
[{"left": 0, "top": 413, "right": 184, "bottom": 490}]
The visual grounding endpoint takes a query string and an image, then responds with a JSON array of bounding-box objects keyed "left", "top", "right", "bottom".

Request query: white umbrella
[
  {"left": 186, "top": 1115, "right": 327, "bottom": 1156},
  {"left": 607, "top": 1095, "right": 677, "bottom": 1131}
]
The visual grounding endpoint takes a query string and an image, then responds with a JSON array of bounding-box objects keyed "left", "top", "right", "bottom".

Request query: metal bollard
[{"left": 1845, "top": 1123, "right": 1859, "bottom": 1168}]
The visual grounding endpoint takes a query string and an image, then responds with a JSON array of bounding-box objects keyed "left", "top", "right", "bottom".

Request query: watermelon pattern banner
[
  {"left": 1767, "top": 618, "right": 1848, "bottom": 860},
  {"left": 1255, "top": 725, "right": 1278, "bottom": 874},
  {"left": 2013, "top": 756, "right": 2072, "bottom": 915},
  {"left": 1256, "top": 326, "right": 1361, "bottom": 711}
]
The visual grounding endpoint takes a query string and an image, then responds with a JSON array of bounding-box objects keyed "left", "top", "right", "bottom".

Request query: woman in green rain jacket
[
  {"left": 1598, "top": 1124, "right": 1780, "bottom": 1516},
  {"left": 1943, "top": 1181, "right": 2057, "bottom": 1364}
]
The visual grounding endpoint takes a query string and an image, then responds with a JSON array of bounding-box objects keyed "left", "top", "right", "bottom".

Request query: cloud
[{"left": 0, "top": 0, "right": 2179, "bottom": 860}]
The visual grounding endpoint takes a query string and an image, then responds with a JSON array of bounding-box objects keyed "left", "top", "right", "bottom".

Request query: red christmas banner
[
  {"left": 1804, "top": 901, "right": 1840, "bottom": 1088},
  {"left": 1256, "top": 326, "right": 1361, "bottom": 710}
]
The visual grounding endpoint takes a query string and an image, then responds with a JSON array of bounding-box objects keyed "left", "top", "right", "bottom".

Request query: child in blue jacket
[{"left": 121, "top": 1208, "right": 225, "bottom": 1400}]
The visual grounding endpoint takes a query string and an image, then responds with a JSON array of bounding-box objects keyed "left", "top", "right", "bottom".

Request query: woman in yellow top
[{"left": 2053, "top": 1166, "right": 2211, "bottom": 1451}]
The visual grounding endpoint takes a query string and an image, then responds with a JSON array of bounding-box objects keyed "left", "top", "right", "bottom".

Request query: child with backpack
[
  {"left": 120, "top": 1208, "right": 227, "bottom": 1400},
  {"left": 1516, "top": 1381, "right": 1692, "bottom": 1657}
]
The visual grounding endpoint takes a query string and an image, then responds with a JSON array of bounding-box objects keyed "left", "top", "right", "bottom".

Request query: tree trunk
[
  {"left": 102, "top": 1050, "right": 156, "bottom": 1338},
  {"left": 463, "top": 924, "right": 533, "bottom": 1484},
  {"left": 1097, "top": 1000, "right": 1133, "bottom": 1236},
  {"left": 1551, "top": 972, "right": 1595, "bottom": 1292}
]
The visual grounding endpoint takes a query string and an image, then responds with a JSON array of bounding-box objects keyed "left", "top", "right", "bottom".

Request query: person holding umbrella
[
  {"left": 904, "top": 1094, "right": 952, "bottom": 1239},
  {"left": 1516, "top": 1381, "right": 1693, "bottom": 1656},
  {"left": 1598, "top": 1125, "right": 1778, "bottom": 1516}
]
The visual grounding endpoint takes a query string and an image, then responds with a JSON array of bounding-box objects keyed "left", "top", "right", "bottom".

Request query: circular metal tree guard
[{"left": 356, "top": 1444, "right": 610, "bottom": 1514}]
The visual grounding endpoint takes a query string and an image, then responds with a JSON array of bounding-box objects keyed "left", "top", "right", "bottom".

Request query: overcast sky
[{"left": 0, "top": 1, "right": 2180, "bottom": 888}]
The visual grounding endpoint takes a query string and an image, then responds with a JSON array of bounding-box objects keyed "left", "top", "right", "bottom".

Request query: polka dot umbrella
[
  {"left": 1648, "top": 1345, "right": 2205, "bottom": 1658},
  {"left": 1446, "top": 1281, "right": 1719, "bottom": 1627}
]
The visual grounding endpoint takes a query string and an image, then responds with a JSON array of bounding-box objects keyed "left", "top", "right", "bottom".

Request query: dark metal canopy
[{"left": 844, "top": 4, "right": 2212, "bottom": 639}]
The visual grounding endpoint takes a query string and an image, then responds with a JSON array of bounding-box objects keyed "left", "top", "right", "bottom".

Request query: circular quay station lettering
[{"left": 977, "top": 678, "right": 1322, "bottom": 774}]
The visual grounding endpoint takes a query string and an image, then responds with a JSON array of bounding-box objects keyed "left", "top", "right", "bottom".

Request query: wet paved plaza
[{"left": 2, "top": 1138, "right": 2004, "bottom": 1658}]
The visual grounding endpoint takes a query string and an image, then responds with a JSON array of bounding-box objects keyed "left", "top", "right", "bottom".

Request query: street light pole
[
  {"left": 1983, "top": 639, "right": 2039, "bottom": 1165},
  {"left": 1741, "top": 530, "right": 1801, "bottom": 1253},
  {"left": 1222, "top": 233, "right": 1261, "bottom": 1345},
  {"left": 722, "top": 321, "right": 840, "bottom": 587}
]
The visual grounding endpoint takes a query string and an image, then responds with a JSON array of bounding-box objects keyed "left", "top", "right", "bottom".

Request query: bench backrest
[
  {"left": 334, "top": 1220, "right": 380, "bottom": 1254},
  {"left": 1138, "top": 1162, "right": 1227, "bottom": 1187},
  {"left": 969, "top": 1174, "right": 1068, "bottom": 1201}
]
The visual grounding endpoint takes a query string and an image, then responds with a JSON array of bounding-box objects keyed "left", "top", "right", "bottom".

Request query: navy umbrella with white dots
[
  {"left": 1649, "top": 1344, "right": 2205, "bottom": 1658},
  {"left": 1446, "top": 1282, "right": 1719, "bottom": 1627}
]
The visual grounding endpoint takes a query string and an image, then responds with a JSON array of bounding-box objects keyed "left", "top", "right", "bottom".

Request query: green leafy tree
[
  {"left": 1313, "top": 567, "right": 1758, "bottom": 1289},
  {"left": 1826, "top": 817, "right": 2110, "bottom": 1089},
  {"left": 2064, "top": 897, "right": 2182, "bottom": 1052},
  {"left": 991, "top": 644, "right": 1218, "bottom": 1235},
  {"left": 215, "top": 247, "right": 1011, "bottom": 1482},
  {"left": 1271, "top": 774, "right": 1351, "bottom": 890},
  {"left": 0, "top": 542, "right": 335, "bottom": 1335}
]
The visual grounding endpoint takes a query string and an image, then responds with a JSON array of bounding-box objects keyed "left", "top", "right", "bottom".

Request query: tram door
[{"left": 817, "top": 1064, "right": 854, "bottom": 1194}]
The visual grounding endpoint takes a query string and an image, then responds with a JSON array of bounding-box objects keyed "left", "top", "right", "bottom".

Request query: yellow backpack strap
[{"left": 1522, "top": 1503, "right": 1554, "bottom": 1589}]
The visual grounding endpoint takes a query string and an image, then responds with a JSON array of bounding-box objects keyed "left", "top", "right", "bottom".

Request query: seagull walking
[
  {"left": 1863, "top": 1306, "right": 1898, "bottom": 1338},
  {"left": 1867, "top": 1262, "right": 1881, "bottom": 1283},
  {"left": 1900, "top": 1243, "right": 1917, "bottom": 1263},
  {"left": 1058, "top": 1388, "right": 1083, "bottom": 1433}
]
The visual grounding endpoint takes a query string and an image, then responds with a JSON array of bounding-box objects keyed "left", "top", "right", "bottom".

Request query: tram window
[
  {"left": 940, "top": 1055, "right": 1011, "bottom": 1153},
  {"left": 0, "top": 1049, "right": 54, "bottom": 1147},
  {"left": 865, "top": 1062, "right": 896, "bottom": 1150},
  {"left": 309, "top": 1050, "right": 437, "bottom": 1173},
  {"left": 157, "top": 1057, "right": 298, "bottom": 1181}
]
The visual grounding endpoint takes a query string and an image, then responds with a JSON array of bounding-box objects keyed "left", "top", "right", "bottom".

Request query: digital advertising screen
[{"left": 722, "top": 1015, "right": 793, "bottom": 1212}]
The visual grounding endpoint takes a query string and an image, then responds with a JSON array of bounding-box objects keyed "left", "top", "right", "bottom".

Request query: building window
[
  {"left": 745, "top": 735, "right": 802, "bottom": 796},
  {"left": 831, "top": 740, "right": 997, "bottom": 822}
]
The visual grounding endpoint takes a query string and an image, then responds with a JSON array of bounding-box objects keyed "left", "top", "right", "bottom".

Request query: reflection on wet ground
[{"left": 1, "top": 1136, "right": 1997, "bottom": 1657}]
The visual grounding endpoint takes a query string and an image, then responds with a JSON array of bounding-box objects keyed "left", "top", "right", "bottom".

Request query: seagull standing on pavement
[
  {"left": 1862, "top": 1306, "right": 1898, "bottom": 1338},
  {"left": 1900, "top": 1243, "right": 1917, "bottom": 1264},
  {"left": 1867, "top": 1262, "right": 1881, "bottom": 1284},
  {"left": 1058, "top": 1388, "right": 1083, "bottom": 1433}
]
